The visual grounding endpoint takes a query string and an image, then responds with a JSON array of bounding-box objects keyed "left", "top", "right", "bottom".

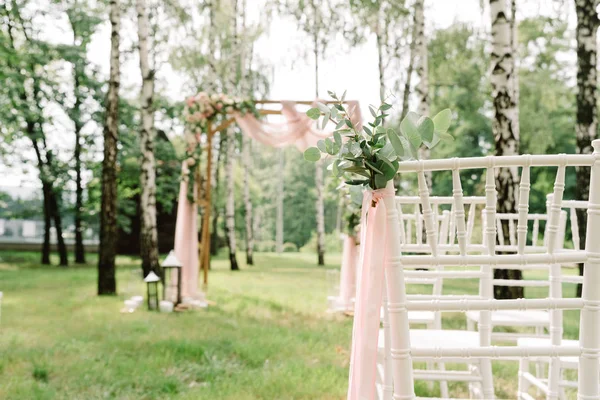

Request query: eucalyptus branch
[{"left": 303, "top": 90, "right": 455, "bottom": 191}]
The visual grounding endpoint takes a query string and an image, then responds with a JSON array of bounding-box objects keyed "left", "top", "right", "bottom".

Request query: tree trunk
[
  {"left": 48, "top": 189, "right": 68, "bottom": 266},
  {"left": 312, "top": 3, "right": 325, "bottom": 266},
  {"left": 136, "top": 0, "right": 160, "bottom": 277},
  {"left": 414, "top": 0, "right": 428, "bottom": 117},
  {"left": 98, "top": 0, "right": 120, "bottom": 295},
  {"left": 74, "top": 116, "right": 85, "bottom": 264},
  {"left": 575, "top": 0, "right": 599, "bottom": 297},
  {"left": 41, "top": 185, "right": 51, "bottom": 265},
  {"left": 243, "top": 135, "right": 254, "bottom": 264},
  {"left": 375, "top": 7, "right": 385, "bottom": 102},
  {"left": 490, "top": 0, "right": 522, "bottom": 299},
  {"left": 225, "top": 128, "right": 239, "bottom": 270},
  {"left": 70, "top": 19, "right": 86, "bottom": 265},
  {"left": 276, "top": 149, "right": 284, "bottom": 254},
  {"left": 210, "top": 133, "right": 225, "bottom": 255},
  {"left": 316, "top": 160, "right": 325, "bottom": 265}
]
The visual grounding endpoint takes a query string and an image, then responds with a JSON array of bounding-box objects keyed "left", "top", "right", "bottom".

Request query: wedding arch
[{"left": 173, "top": 93, "right": 362, "bottom": 298}]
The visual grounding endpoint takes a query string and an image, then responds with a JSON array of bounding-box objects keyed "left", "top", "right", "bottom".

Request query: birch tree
[
  {"left": 574, "top": 0, "right": 599, "bottom": 296},
  {"left": 64, "top": 4, "right": 102, "bottom": 264},
  {"left": 1, "top": 1, "right": 69, "bottom": 267},
  {"left": 285, "top": 0, "right": 345, "bottom": 265},
  {"left": 136, "top": 0, "right": 160, "bottom": 277},
  {"left": 490, "top": 0, "right": 522, "bottom": 299},
  {"left": 276, "top": 149, "right": 284, "bottom": 254},
  {"left": 225, "top": 127, "right": 239, "bottom": 270},
  {"left": 98, "top": 0, "right": 120, "bottom": 294},
  {"left": 243, "top": 134, "right": 254, "bottom": 264}
]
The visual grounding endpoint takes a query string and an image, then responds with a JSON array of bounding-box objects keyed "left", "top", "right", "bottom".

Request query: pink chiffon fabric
[
  {"left": 173, "top": 162, "right": 200, "bottom": 299},
  {"left": 234, "top": 100, "right": 363, "bottom": 152},
  {"left": 173, "top": 100, "right": 362, "bottom": 300},
  {"left": 347, "top": 186, "right": 395, "bottom": 400},
  {"left": 339, "top": 235, "right": 358, "bottom": 310}
]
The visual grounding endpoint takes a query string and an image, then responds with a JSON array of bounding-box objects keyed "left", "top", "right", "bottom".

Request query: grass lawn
[{"left": 0, "top": 250, "right": 582, "bottom": 399}]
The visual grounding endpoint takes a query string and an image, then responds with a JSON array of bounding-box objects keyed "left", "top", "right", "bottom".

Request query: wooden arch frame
[{"left": 196, "top": 99, "right": 352, "bottom": 288}]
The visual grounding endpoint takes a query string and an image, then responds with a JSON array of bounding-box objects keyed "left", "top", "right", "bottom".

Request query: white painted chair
[
  {"left": 466, "top": 210, "right": 568, "bottom": 344},
  {"left": 516, "top": 199, "right": 591, "bottom": 400},
  {"left": 373, "top": 146, "right": 600, "bottom": 400}
]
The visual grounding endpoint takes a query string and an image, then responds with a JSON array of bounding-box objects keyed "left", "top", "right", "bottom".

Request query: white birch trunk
[
  {"left": 276, "top": 149, "right": 284, "bottom": 254},
  {"left": 243, "top": 134, "right": 254, "bottom": 264},
  {"left": 574, "top": 0, "right": 599, "bottom": 295},
  {"left": 226, "top": 128, "right": 239, "bottom": 270},
  {"left": 98, "top": 0, "right": 120, "bottom": 294},
  {"left": 136, "top": 0, "right": 160, "bottom": 277},
  {"left": 414, "top": 0, "right": 432, "bottom": 187},
  {"left": 490, "top": 0, "right": 522, "bottom": 299},
  {"left": 414, "top": 0, "right": 428, "bottom": 117},
  {"left": 316, "top": 160, "right": 325, "bottom": 265},
  {"left": 312, "top": 0, "right": 325, "bottom": 266}
]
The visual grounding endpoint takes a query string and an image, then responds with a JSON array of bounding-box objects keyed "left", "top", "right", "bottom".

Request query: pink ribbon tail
[{"left": 347, "top": 186, "right": 395, "bottom": 400}]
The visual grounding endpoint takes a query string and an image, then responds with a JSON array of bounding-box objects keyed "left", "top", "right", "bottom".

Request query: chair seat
[
  {"left": 466, "top": 310, "right": 549, "bottom": 327},
  {"left": 378, "top": 329, "right": 481, "bottom": 351},
  {"left": 380, "top": 309, "right": 435, "bottom": 324},
  {"left": 517, "top": 337, "right": 580, "bottom": 368}
]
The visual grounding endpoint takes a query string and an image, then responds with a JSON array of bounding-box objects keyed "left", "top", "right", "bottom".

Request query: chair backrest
[{"left": 379, "top": 148, "right": 600, "bottom": 399}]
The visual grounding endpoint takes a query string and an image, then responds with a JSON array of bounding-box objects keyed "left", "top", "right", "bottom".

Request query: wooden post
[{"left": 200, "top": 121, "right": 214, "bottom": 289}]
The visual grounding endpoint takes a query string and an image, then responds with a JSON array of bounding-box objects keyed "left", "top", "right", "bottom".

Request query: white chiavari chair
[
  {"left": 371, "top": 145, "right": 600, "bottom": 400},
  {"left": 466, "top": 210, "right": 568, "bottom": 344},
  {"left": 516, "top": 199, "right": 591, "bottom": 400}
]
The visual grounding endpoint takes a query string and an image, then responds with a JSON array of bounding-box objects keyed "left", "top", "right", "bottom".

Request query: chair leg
[
  {"left": 533, "top": 326, "right": 545, "bottom": 397},
  {"left": 518, "top": 357, "right": 531, "bottom": 400},
  {"left": 548, "top": 357, "right": 561, "bottom": 400},
  {"left": 438, "top": 361, "right": 449, "bottom": 398},
  {"left": 467, "top": 317, "right": 475, "bottom": 332},
  {"left": 480, "top": 358, "right": 495, "bottom": 399}
]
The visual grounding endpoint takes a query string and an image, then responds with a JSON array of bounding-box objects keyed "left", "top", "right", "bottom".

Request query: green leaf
[
  {"left": 341, "top": 90, "right": 347, "bottom": 102},
  {"left": 363, "top": 126, "right": 373, "bottom": 136},
  {"left": 387, "top": 128, "right": 405, "bottom": 158},
  {"left": 332, "top": 160, "right": 341, "bottom": 177},
  {"left": 325, "top": 138, "right": 334, "bottom": 154},
  {"left": 345, "top": 179, "right": 370, "bottom": 186},
  {"left": 401, "top": 112, "right": 422, "bottom": 149},
  {"left": 432, "top": 108, "right": 452, "bottom": 134},
  {"left": 379, "top": 141, "right": 397, "bottom": 161},
  {"left": 374, "top": 174, "right": 388, "bottom": 189},
  {"left": 336, "top": 120, "right": 345, "bottom": 130},
  {"left": 378, "top": 158, "right": 397, "bottom": 180},
  {"left": 307, "top": 108, "right": 320, "bottom": 120},
  {"left": 330, "top": 106, "right": 338, "bottom": 119},
  {"left": 417, "top": 116, "right": 434, "bottom": 143},
  {"left": 303, "top": 147, "right": 321, "bottom": 162},
  {"left": 343, "top": 166, "right": 371, "bottom": 178},
  {"left": 364, "top": 160, "right": 383, "bottom": 174},
  {"left": 333, "top": 131, "right": 342, "bottom": 146},
  {"left": 369, "top": 105, "right": 377, "bottom": 118},
  {"left": 345, "top": 119, "right": 353, "bottom": 128},
  {"left": 321, "top": 112, "right": 330, "bottom": 130},
  {"left": 316, "top": 102, "right": 329, "bottom": 113},
  {"left": 440, "top": 132, "right": 455, "bottom": 142},
  {"left": 317, "top": 140, "right": 326, "bottom": 153},
  {"left": 380, "top": 103, "right": 392, "bottom": 111}
]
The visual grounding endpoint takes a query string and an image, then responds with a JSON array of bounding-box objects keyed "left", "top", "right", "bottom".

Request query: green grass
[{"left": 0, "top": 251, "right": 582, "bottom": 399}]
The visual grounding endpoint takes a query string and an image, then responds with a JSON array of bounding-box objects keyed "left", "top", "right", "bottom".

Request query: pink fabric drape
[
  {"left": 339, "top": 235, "right": 358, "bottom": 310},
  {"left": 347, "top": 185, "right": 395, "bottom": 400},
  {"left": 234, "top": 101, "right": 363, "bottom": 152},
  {"left": 173, "top": 162, "right": 200, "bottom": 299}
]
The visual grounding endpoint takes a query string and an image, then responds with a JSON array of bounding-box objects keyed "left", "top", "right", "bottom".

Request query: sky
[{"left": 0, "top": 0, "right": 578, "bottom": 190}]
